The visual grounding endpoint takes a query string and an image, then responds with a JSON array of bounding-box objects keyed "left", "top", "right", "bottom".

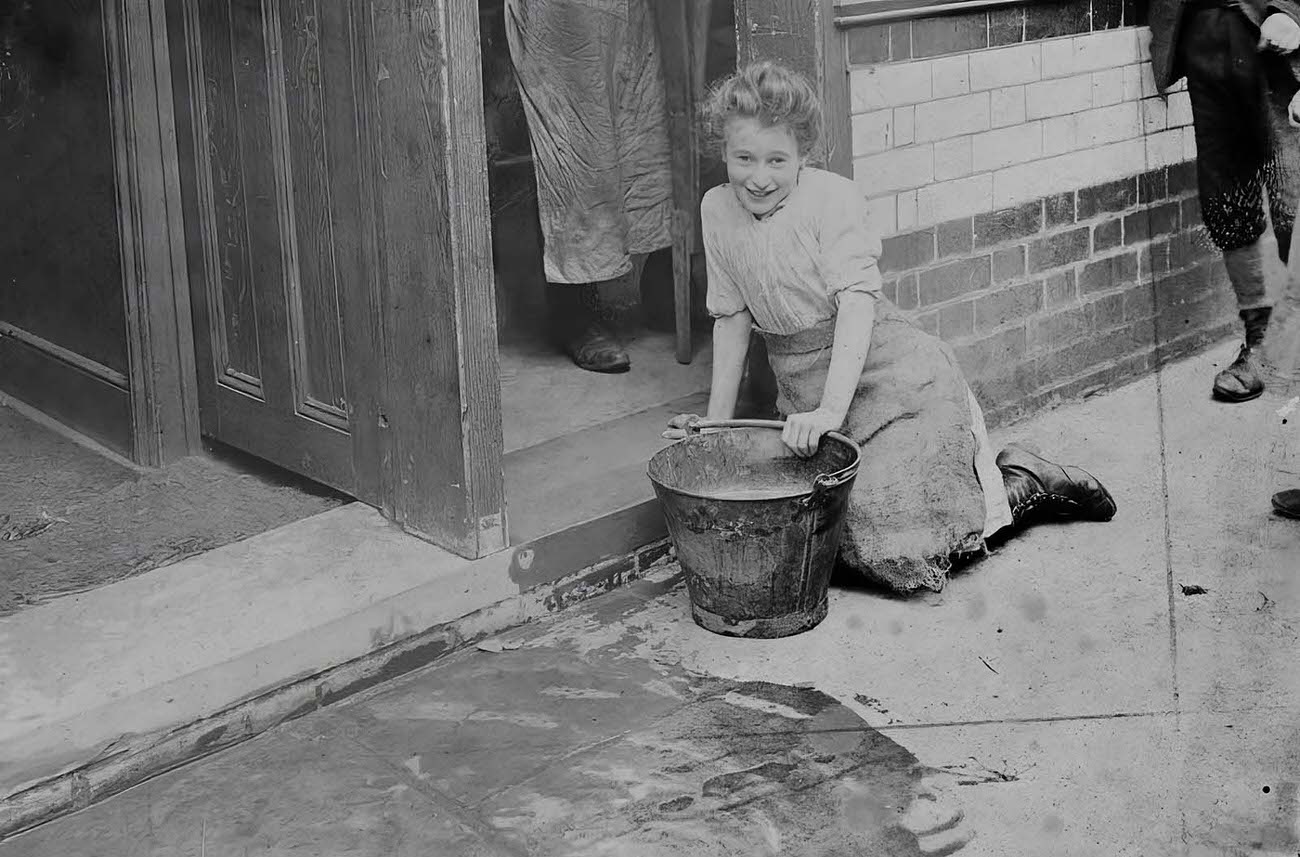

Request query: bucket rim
[{"left": 647, "top": 420, "right": 860, "bottom": 503}]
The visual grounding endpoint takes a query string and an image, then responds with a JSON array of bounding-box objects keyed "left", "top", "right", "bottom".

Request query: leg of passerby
[
  {"left": 1181, "top": 5, "right": 1279, "bottom": 402},
  {"left": 1262, "top": 81, "right": 1300, "bottom": 384}
]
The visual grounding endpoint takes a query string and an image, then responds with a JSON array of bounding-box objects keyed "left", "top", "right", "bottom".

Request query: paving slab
[
  {"left": 1174, "top": 709, "right": 1300, "bottom": 855},
  {"left": 876, "top": 714, "right": 1184, "bottom": 856},
  {"left": 1160, "top": 349, "right": 1300, "bottom": 715}
]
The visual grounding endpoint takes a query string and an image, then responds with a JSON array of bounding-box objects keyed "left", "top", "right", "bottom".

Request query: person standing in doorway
[
  {"left": 1149, "top": 0, "right": 1300, "bottom": 401},
  {"left": 503, "top": 0, "right": 675, "bottom": 373}
]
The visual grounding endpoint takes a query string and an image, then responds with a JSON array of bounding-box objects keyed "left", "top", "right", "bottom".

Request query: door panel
[
  {"left": 177, "top": 0, "right": 360, "bottom": 491},
  {"left": 277, "top": 0, "right": 350, "bottom": 423}
]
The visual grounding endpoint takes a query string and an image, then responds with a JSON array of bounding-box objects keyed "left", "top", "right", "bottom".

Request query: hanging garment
[{"left": 503, "top": 0, "right": 674, "bottom": 284}]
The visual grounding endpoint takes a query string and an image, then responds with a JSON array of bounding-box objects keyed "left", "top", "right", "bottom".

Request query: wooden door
[
  {"left": 167, "top": 0, "right": 507, "bottom": 558},
  {"left": 168, "top": 0, "right": 371, "bottom": 492}
]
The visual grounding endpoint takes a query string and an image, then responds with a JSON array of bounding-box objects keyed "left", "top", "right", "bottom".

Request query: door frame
[
  {"left": 733, "top": 0, "right": 850, "bottom": 176},
  {"left": 102, "top": 0, "right": 202, "bottom": 467},
  {"left": 358, "top": 0, "right": 507, "bottom": 557},
  {"left": 123, "top": 0, "right": 507, "bottom": 559}
]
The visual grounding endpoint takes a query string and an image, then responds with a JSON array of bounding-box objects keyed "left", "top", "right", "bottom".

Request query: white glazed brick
[
  {"left": 853, "top": 145, "right": 934, "bottom": 195},
  {"left": 992, "top": 138, "right": 1147, "bottom": 207},
  {"left": 1120, "top": 64, "right": 1143, "bottom": 101},
  {"left": 1072, "top": 28, "right": 1143, "bottom": 75},
  {"left": 1137, "top": 27, "right": 1153, "bottom": 62},
  {"left": 1026, "top": 74, "right": 1094, "bottom": 119},
  {"left": 934, "top": 136, "right": 974, "bottom": 180},
  {"left": 914, "top": 92, "right": 990, "bottom": 143},
  {"left": 864, "top": 194, "right": 898, "bottom": 237},
  {"left": 991, "top": 85, "right": 1027, "bottom": 128},
  {"left": 1092, "top": 67, "right": 1126, "bottom": 107},
  {"left": 1166, "top": 89, "right": 1194, "bottom": 127},
  {"left": 893, "top": 107, "right": 916, "bottom": 146},
  {"left": 932, "top": 55, "right": 971, "bottom": 99},
  {"left": 1082, "top": 136, "right": 1149, "bottom": 184},
  {"left": 968, "top": 43, "right": 1042, "bottom": 91},
  {"left": 1041, "top": 38, "right": 1075, "bottom": 79},
  {"left": 916, "top": 174, "right": 995, "bottom": 227},
  {"left": 897, "top": 190, "right": 919, "bottom": 230},
  {"left": 1184, "top": 129, "right": 1198, "bottom": 161},
  {"left": 1042, "top": 114, "right": 1078, "bottom": 157},
  {"left": 972, "top": 123, "right": 1043, "bottom": 171},
  {"left": 1139, "top": 96, "right": 1168, "bottom": 133},
  {"left": 851, "top": 63, "right": 933, "bottom": 112},
  {"left": 1078, "top": 101, "right": 1143, "bottom": 147},
  {"left": 1145, "top": 127, "right": 1186, "bottom": 167},
  {"left": 852, "top": 110, "right": 894, "bottom": 156},
  {"left": 1122, "top": 62, "right": 1160, "bottom": 100}
]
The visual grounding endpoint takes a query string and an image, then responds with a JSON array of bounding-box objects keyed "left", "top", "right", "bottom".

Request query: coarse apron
[{"left": 760, "top": 301, "right": 1011, "bottom": 593}]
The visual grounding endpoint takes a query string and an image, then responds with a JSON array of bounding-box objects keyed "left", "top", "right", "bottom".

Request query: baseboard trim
[{"left": 0, "top": 328, "right": 133, "bottom": 458}]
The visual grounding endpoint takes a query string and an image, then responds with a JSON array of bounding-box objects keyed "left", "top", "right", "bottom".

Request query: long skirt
[
  {"left": 760, "top": 301, "right": 1013, "bottom": 593},
  {"left": 503, "top": 0, "right": 674, "bottom": 284}
]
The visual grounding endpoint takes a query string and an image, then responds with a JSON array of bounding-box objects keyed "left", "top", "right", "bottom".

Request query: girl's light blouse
[{"left": 701, "top": 167, "right": 884, "bottom": 335}]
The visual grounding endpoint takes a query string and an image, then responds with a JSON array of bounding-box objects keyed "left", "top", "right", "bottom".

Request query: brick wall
[
  {"left": 838, "top": 21, "right": 1235, "bottom": 427},
  {"left": 878, "top": 163, "right": 1232, "bottom": 426}
]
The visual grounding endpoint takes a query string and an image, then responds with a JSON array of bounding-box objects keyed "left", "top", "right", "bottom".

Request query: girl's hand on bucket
[
  {"left": 782, "top": 409, "right": 844, "bottom": 458},
  {"left": 662, "top": 413, "right": 703, "bottom": 440}
]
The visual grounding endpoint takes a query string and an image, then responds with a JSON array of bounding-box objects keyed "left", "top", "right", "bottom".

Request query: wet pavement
[
  {"left": 0, "top": 575, "right": 972, "bottom": 856},
  {"left": 3, "top": 341, "right": 1300, "bottom": 856}
]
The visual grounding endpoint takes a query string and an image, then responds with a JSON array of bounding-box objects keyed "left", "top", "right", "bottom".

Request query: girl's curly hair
[{"left": 700, "top": 61, "right": 823, "bottom": 159}]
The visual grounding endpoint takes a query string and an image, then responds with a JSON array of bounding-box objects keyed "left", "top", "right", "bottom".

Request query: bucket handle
[{"left": 683, "top": 418, "right": 860, "bottom": 503}]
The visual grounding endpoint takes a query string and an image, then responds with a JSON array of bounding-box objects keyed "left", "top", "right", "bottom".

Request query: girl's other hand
[
  {"left": 782, "top": 409, "right": 845, "bottom": 457},
  {"left": 662, "top": 413, "right": 703, "bottom": 440}
]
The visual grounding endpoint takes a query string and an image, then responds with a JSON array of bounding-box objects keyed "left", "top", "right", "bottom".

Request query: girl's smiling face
[{"left": 723, "top": 117, "right": 806, "bottom": 217}]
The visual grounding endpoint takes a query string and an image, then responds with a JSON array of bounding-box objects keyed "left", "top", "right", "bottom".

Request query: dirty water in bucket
[{"left": 649, "top": 422, "right": 859, "bottom": 640}]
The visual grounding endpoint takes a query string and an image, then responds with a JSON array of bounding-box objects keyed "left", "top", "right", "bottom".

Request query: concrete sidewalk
[{"left": 3, "top": 339, "right": 1299, "bottom": 856}]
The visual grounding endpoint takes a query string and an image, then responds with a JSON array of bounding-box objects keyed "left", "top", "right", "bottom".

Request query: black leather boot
[
  {"left": 1273, "top": 489, "right": 1300, "bottom": 519},
  {"left": 547, "top": 283, "right": 631, "bottom": 374},
  {"left": 1213, "top": 308, "right": 1272, "bottom": 403},
  {"left": 998, "top": 445, "right": 1117, "bottom": 528}
]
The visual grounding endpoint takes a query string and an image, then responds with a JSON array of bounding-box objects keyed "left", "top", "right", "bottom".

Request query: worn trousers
[{"left": 1180, "top": 4, "right": 1299, "bottom": 307}]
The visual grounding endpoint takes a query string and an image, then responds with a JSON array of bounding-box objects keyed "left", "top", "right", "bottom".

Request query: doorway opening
[{"left": 478, "top": 0, "right": 737, "bottom": 543}]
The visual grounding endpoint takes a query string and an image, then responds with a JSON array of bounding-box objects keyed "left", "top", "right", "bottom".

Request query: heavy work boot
[
  {"left": 997, "top": 445, "right": 1117, "bottom": 529},
  {"left": 1273, "top": 488, "right": 1300, "bottom": 519},
  {"left": 547, "top": 283, "right": 631, "bottom": 373},
  {"left": 1213, "top": 307, "right": 1272, "bottom": 402}
]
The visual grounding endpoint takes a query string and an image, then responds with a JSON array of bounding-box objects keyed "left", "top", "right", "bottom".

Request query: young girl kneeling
[{"left": 669, "top": 62, "right": 1117, "bottom": 594}]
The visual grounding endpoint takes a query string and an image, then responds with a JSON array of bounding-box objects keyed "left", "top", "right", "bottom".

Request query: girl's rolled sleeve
[
  {"left": 819, "top": 190, "right": 884, "bottom": 305},
  {"left": 702, "top": 216, "right": 748, "bottom": 318}
]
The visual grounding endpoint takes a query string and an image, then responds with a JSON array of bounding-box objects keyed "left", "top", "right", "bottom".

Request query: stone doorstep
[{"left": 0, "top": 501, "right": 676, "bottom": 842}]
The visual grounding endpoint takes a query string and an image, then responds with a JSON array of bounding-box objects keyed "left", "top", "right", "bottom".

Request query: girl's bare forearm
[
  {"left": 707, "top": 311, "right": 754, "bottom": 420},
  {"left": 819, "top": 292, "right": 876, "bottom": 421}
]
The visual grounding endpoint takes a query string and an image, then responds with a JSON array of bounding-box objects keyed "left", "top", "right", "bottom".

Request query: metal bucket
[{"left": 647, "top": 419, "right": 860, "bottom": 639}]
